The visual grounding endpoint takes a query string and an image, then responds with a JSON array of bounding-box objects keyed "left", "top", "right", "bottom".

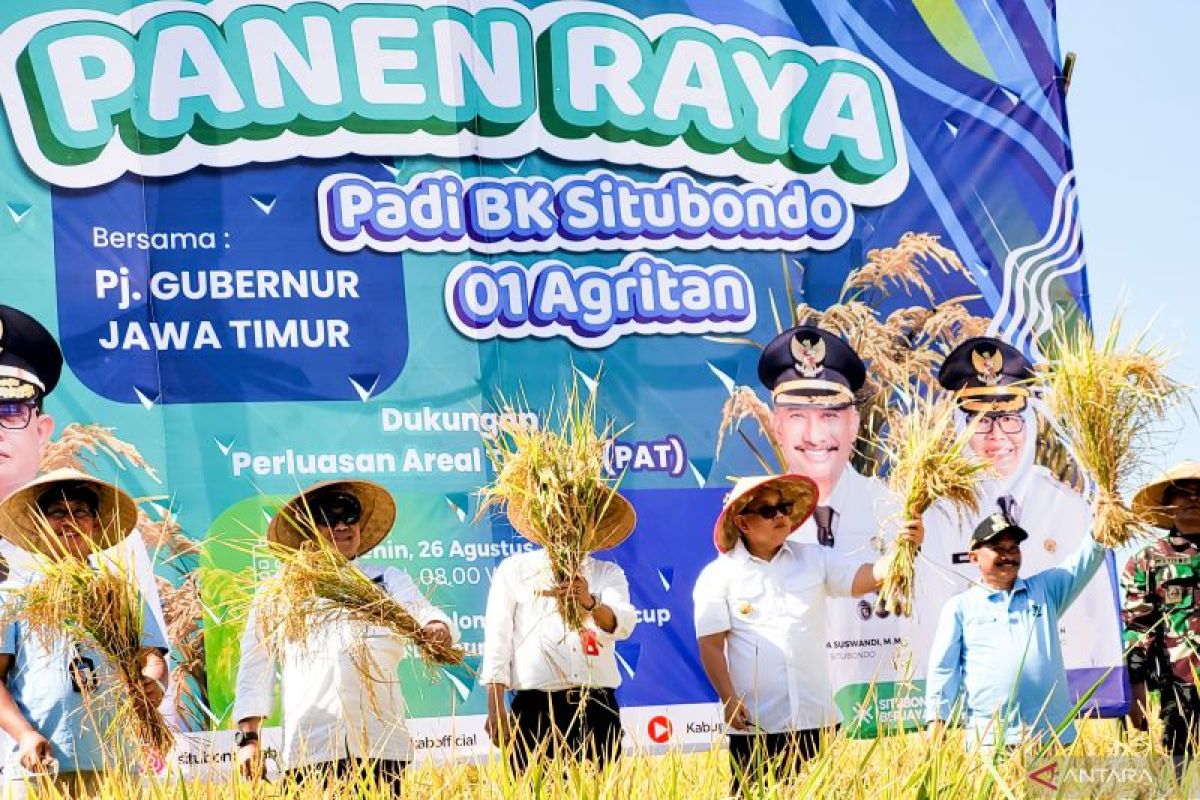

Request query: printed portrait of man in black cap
[
  {"left": 0, "top": 305, "right": 64, "bottom": 505},
  {"left": 755, "top": 325, "right": 909, "bottom": 730},
  {"left": 907, "top": 335, "right": 1123, "bottom": 710}
]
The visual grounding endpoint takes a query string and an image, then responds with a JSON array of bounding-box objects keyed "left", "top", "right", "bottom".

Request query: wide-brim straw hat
[
  {"left": 712, "top": 474, "right": 819, "bottom": 553},
  {"left": 267, "top": 479, "right": 396, "bottom": 557},
  {"left": 1133, "top": 462, "right": 1200, "bottom": 529},
  {"left": 0, "top": 468, "right": 138, "bottom": 554},
  {"left": 507, "top": 488, "right": 637, "bottom": 552}
]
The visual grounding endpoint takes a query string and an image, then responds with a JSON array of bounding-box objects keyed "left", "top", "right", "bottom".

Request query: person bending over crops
[
  {"left": 479, "top": 489, "right": 638, "bottom": 772},
  {"left": 693, "top": 474, "right": 922, "bottom": 795},
  {"left": 924, "top": 512, "right": 1111, "bottom": 750},
  {"left": 234, "top": 480, "right": 459, "bottom": 793},
  {"left": 1123, "top": 463, "right": 1200, "bottom": 779},
  {"left": 0, "top": 473, "right": 168, "bottom": 800}
]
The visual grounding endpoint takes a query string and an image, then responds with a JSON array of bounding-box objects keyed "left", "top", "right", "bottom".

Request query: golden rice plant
[
  {"left": 2, "top": 527, "right": 174, "bottom": 757},
  {"left": 476, "top": 375, "right": 624, "bottom": 629},
  {"left": 877, "top": 396, "right": 991, "bottom": 616},
  {"left": 1040, "top": 314, "right": 1187, "bottom": 546},
  {"left": 38, "top": 422, "right": 161, "bottom": 483},
  {"left": 715, "top": 386, "right": 787, "bottom": 473},
  {"left": 841, "top": 232, "right": 972, "bottom": 305},
  {"left": 253, "top": 535, "right": 465, "bottom": 668}
]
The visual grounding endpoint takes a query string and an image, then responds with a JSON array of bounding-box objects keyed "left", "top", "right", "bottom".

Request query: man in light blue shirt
[{"left": 924, "top": 512, "right": 1108, "bottom": 748}]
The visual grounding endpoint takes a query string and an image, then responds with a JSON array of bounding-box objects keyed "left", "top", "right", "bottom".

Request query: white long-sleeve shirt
[
  {"left": 232, "top": 564, "right": 458, "bottom": 767},
  {"left": 479, "top": 550, "right": 636, "bottom": 691}
]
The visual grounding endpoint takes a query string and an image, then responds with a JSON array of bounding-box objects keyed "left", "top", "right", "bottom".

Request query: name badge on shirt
[{"left": 952, "top": 552, "right": 971, "bottom": 565}]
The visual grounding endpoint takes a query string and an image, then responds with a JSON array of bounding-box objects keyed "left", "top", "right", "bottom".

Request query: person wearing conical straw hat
[
  {"left": 233, "top": 480, "right": 459, "bottom": 792},
  {"left": 911, "top": 336, "right": 1124, "bottom": 724},
  {"left": 479, "top": 489, "right": 637, "bottom": 772},
  {"left": 0, "top": 305, "right": 174, "bottom": 735},
  {"left": 757, "top": 325, "right": 912, "bottom": 732},
  {"left": 1122, "top": 462, "right": 1200, "bottom": 778},
  {"left": 692, "top": 474, "right": 922, "bottom": 796},
  {"left": 0, "top": 469, "right": 168, "bottom": 800}
]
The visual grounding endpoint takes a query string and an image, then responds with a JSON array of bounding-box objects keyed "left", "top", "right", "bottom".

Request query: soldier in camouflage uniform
[{"left": 1122, "top": 462, "right": 1200, "bottom": 776}]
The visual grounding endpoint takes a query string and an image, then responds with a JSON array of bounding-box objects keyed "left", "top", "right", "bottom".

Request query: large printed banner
[{"left": 0, "top": 0, "right": 1124, "bottom": 770}]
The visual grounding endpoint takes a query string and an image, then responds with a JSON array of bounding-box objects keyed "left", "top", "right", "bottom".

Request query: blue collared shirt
[
  {"left": 923, "top": 534, "right": 1106, "bottom": 746},
  {"left": 0, "top": 570, "right": 168, "bottom": 774}
]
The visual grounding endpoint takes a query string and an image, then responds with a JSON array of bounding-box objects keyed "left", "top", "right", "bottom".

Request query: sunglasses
[
  {"left": 313, "top": 506, "right": 361, "bottom": 527},
  {"left": 1165, "top": 485, "right": 1200, "bottom": 503},
  {"left": 741, "top": 501, "right": 794, "bottom": 520}
]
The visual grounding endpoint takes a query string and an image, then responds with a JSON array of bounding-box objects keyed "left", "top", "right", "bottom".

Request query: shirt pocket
[{"left": 729, "top": 575, "right": 770, "bottom": 625}]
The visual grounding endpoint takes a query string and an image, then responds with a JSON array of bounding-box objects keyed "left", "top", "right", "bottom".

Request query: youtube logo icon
[{"left": 647, "top": 715, "right": 673, "bottom": 744}]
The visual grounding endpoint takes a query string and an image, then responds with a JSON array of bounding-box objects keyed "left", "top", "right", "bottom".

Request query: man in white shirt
[
  {"left": 234, "top": 480, "right": 458, "bottom": 791},
  {"left": 694, "top": 474, "right": 921, "bottom": 794},
  {"left": 480, "top": 491, "right": 637, "bottom": 771},
  {"left": 758, "top": 325, "right": 905, "bottom": 732}
]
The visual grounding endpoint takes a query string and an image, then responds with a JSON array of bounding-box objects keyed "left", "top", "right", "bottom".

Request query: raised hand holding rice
[{"left": 1039, "top": 314, "right": 1186, "bottom": 547}]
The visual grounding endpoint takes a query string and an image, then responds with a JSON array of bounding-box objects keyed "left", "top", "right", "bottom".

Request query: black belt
[{"left": 513, "top": 687, "right": 616, "bottom": 705}]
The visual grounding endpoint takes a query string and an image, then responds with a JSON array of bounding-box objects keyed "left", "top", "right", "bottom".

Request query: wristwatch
[
  {"left": 234, "top": 730, "right": 259, "bottom": 748},
  {"left": 587, "top": 593, "right": 601, "bottom": 612}
]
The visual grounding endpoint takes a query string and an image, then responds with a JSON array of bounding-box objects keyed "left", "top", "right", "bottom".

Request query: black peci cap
[
  {"left": 758, "top": 326, "right": 865, "bottom": 408},
  {"left": 0, "top": 305, "right": 63, "bottom": 403}
]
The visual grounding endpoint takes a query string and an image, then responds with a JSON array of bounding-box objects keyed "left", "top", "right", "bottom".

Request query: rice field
[{"left": 4, "top": 717, "right": 1192, "bottom": 799}]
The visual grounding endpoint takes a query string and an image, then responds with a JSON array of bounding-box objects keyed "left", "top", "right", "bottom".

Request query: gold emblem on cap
[
  {"left": 0, "top": 377, "right": 34, "bottom": 401},
  {"left": 971, "top": 348, "right": 1003, "bottom": 386},
  {"left": 1043, "top": 538, "right": 1057, "bottom": 554},
  {"left": 737, "top": 601, "right": 754, "bottom": 616},
  {"left": 790, "top": 336, "right": 826, "bottom": 379}
]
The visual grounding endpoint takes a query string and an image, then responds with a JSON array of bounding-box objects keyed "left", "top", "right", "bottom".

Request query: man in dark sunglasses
[
  {"left": 234, "top": 480, "right": 458, "bottom": 791},
  {"left": 695, "top": 475, "right": 922, "bottom": 795},
  {"left": 308, "top": 489, "right": 365, "bottom": 560}
]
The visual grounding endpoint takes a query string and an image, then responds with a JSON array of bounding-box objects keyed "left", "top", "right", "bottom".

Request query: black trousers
[
  {"left": 509, "top": 687, "right": 623, "bottom": 772},
  {"left": 1161, "top": 683, "right": 1200, "bottom": 776},
  {"left": 728, "top": 728, "right": 829, "bottom": 795},
  {"left": 285, "top": 758, "right": 408, "bottom": 795}
]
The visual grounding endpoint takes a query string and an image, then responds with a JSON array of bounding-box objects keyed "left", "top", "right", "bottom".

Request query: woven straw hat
[
  {"left": 267, "top": 480, "right": 396, "bottom": 557},
  {"left": 0, "top": 468, "right": 138, "bottom": 554},
  {"left": 506, "top": 488, "right": 637, "bottom": 552},
  {"left": 1133, "top": 462, "right": 1200, "bottom": 529},
  {"left": 712, "top": 474, "right": 819, "bottom": 553}
]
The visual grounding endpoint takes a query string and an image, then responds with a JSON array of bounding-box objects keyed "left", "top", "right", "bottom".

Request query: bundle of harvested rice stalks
[
  {"left": 254, "top": 534, "right": 465, "bottom": 668},
  {"left": 5, "top": 543, "right": 174, "bottom": 755},
  {"left": 1039, "top": 315, "right": 1186, "bottom": 546},
  {"left": 877, "top": 396, "right": 991, "bottom": 615},
  {"left": 477, "top": 377, "right": 635, "bottom": 629}
]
